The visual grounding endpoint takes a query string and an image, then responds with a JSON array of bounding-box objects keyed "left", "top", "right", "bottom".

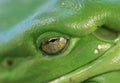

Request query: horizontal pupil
[
  {"left": 48, "top": 38, "right": 59, "bottom": 42},
  {"left": 40, "top": 37, "right": 67, "bottom": 55}
]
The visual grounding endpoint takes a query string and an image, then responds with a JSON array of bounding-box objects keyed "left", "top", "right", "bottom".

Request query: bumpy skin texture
[{"left": 0, "top": 0, "right": 120, "bottom": 83}]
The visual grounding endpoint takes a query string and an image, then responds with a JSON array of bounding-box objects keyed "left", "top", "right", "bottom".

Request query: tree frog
[{"left": 0, "top": 0, "right": 120, "bottom": 83}]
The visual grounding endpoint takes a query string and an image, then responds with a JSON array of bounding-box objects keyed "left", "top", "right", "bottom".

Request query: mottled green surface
[{"left": 0, "top": 0, "right": 120, "bottom": 83}]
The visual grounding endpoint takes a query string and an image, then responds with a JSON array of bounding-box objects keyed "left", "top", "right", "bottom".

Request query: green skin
[{"left": 0, "top": 0, "right": 120, "bottom": 83}]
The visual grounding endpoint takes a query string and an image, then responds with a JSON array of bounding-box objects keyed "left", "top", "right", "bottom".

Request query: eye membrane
[
  {"left": 40, "top": 37, "right": 68, "bottom": 55},
  {"left": 36, "top": 32, "right": 70, "bottom": 56}
]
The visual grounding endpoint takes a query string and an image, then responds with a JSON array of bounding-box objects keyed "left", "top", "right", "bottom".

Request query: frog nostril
[
  {"left": 4, "top": 59, "right": 14, "bottom": 68},
  {"left": 6, "top": 60, "right": 13, "bottom": 67},
  {"left": 82, "top": 80, "right": 98, "bottom": 83}
]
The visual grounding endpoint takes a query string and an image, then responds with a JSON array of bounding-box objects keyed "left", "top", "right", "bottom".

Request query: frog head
[{"left": 0, "top": 0, "right": 120, "bottom": 83}]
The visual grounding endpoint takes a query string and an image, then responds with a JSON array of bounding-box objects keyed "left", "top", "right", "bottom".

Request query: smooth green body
[{"left": 0, "top": 0, "right": 120, "bottom": 83}]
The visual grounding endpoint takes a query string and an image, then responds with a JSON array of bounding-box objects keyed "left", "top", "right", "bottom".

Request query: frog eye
[{"left": 40, "top": 37, "right": 67, "bottom": 55}]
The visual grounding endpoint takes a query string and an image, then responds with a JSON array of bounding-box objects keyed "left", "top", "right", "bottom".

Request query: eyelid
[
  {"left": 36, "top": 31, "right": 69, "bottom": 48},
  {"left": 36, "top": 32, "right": 69, "bottom": 56},
  {"left": 36, "top": 31, "right": 80, "bottom": 58},
  {"left": 92, "top": 26, "right": 119, "bottom": 43}
]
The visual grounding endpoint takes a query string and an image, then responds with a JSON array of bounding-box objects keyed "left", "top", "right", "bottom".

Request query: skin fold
[{"left": 0, "top": 0, "right": 120, "bottom": 83}]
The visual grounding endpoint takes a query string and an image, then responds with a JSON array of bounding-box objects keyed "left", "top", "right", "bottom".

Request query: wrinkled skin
[{"left": 0, "top": 0, "right": 120, "bottom": 83}]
